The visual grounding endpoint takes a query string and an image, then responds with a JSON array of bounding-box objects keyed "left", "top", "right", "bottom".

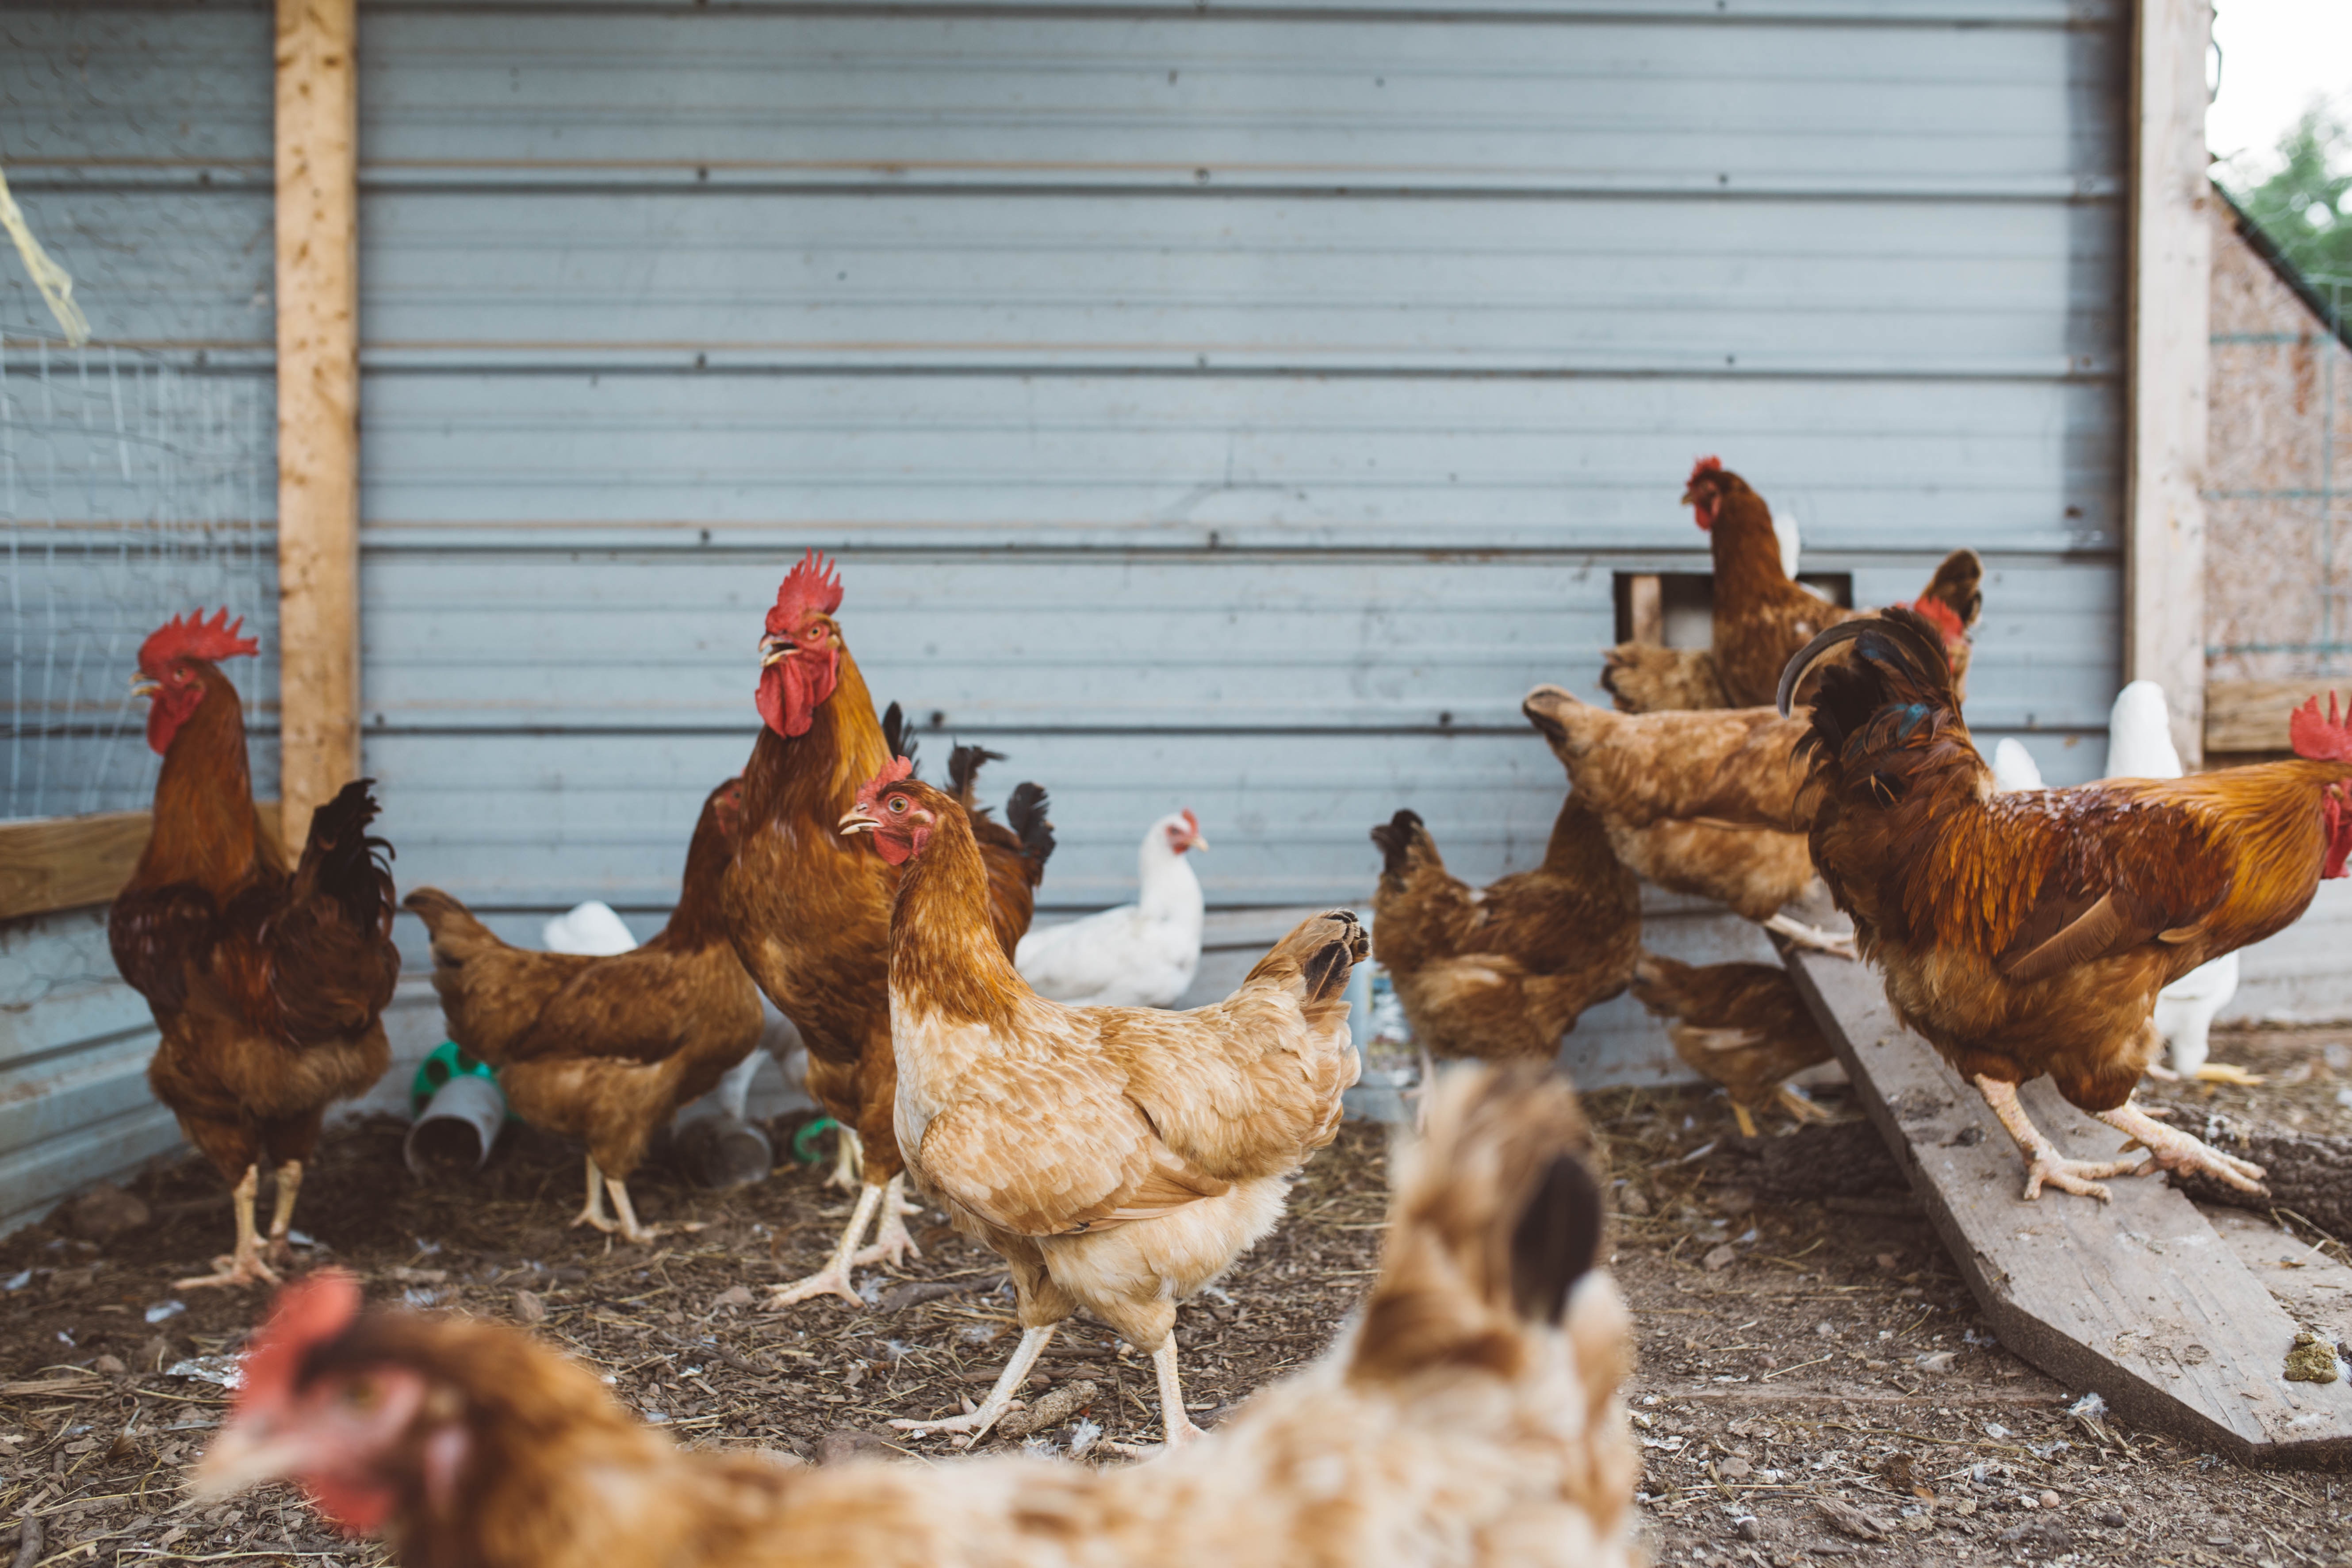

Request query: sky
[{"left": 2206, "top": 0, "right": 2352, "bottom": 175}]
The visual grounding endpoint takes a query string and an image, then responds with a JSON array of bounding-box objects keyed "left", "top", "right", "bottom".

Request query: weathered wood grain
[
  {"left": 1781, "top": 945, "right": 2352, "bottom": 1466},
  {"left": 0, "top": 803, "right": 283, "bottom": 922},
  {"left": 2205, "top": 680, "right": 2349, "bottom": 755}
]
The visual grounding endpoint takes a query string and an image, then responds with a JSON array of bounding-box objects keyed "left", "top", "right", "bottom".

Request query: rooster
[
  {"left": 1782, "top": 609, "right": 2352, "bottom": 1200},
  {"left": 719, "top": 553, "right": 1052, "bottom": 1307},
  {"left": 1601, "top": 457, "right": 1982, "bottom": 713},
  {"left": 842, "top": 759, "right": 1362, "bottom": 1449},
  {"left": 1520, "top": 686, "right": 1852, "bottom": 955},
  {"left": 402, "top": 778, "right": 764, "bottom": 1243},
  {"left": 1016, "top": 808, "right": 1207, "bottom": 1006},
  {"left": 1368, "top": 796, "right": 1639, "bottom": 1073},
  {"left": 110, "top": 610, "right": 397, "bottom": 1288},
  {"left": 1629, "top": 953, "right": 1833, "bottom": 1136},
  {"left": 189, "top": 1063, "right": 1633, "bottom": 1568}
]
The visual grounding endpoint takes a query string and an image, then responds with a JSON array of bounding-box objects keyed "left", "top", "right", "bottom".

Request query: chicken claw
[
  {"left": 767, "top": 1180, "right": 885, "bottom": 1310},
  {"left": 850, "top": 1174, "right": 923, "bottom": 1269},
  {"left": 1974, "top": 1077, "right": 2147, "bottom": 1203},
  {"left": 176, "top": 1165, "right": 283, "bottom": 1289},
  {"left": 2098, "top": 1101, "right": 2268, "bottom": 1194},
  {"left": 893, "top": 1325, "right": 1056, "bottom": 1443},
  {"left": 2190, "top": 1062, "right": 2267, "bottom": 1087},
  {"left": 1763, "top": 913, "right": 1858, "bottom": 960}
]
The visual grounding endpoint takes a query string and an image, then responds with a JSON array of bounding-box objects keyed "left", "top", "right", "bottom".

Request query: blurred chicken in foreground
[
  {"left": 1785, "top": 610, "right": 2352, "bottom": 1201},
  {"left": 1369, "top": 797, "right": 1639, "bottom": 1073},
  {"left": 1990, "top": 683, "right": 2257, "bottom": 1087},
  {"left": 1629, "top": 953, "right": 1833, "bottom": 1136},
  {"left": 191, "top": 1065, "right": 1636, "bottom": 1568},
  {"left": 1521, "top": 687, "right": 1853, "bottom": 957}
]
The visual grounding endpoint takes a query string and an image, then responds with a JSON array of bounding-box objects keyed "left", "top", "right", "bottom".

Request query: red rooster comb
[
  {"left": 855, "top": 755, "right": 919, "bottom": 812},
  {"left": 139, "top": 609, "right": 258, "bottom": 673},
  {"left": 1688, "top": 455, "right": 1723, "bottom": 485},
  {"left": 2291, "top": 692, "right": 2352, "bottom": 763},
  {"left": 1893, "top": 595, "right": 1969, "bottom": 648},
  {"left": 235, "top": 1270, "right": 363, "bottom": 1415},
  {"left": 767, "top": 550, "right": 845, "bottom": 634}
]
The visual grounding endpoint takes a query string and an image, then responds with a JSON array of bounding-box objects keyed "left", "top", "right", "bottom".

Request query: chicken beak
[
  {"left": 838, "top": 806, "right": 879, "bottom": 837},
  {"left": 1186, "top": 832, "right": 1210, "bottom": 853},
  {"left": 759, "top": 636, "right": 793, "bottom": 669},
  {"left": 130, "top": 673, "right": 160, "bottom": 698},
  {"left": 189, "top": 1418, "right": 305, "bottom": 1502}
]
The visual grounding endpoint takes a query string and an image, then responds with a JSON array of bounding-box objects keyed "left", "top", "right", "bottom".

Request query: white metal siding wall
[{"left": 355, "top": 0, "right": 2131, "bottom": 951}]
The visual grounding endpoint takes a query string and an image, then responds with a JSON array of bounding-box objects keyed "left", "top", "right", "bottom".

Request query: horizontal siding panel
[
  {"left": 0, "top": 8, "right": 272, "bottom": 169},
  {"left": 357, "top": 373, "right": 2122, "bottom": 553},
  {"left": 357, "top": 11, "right": 2120, "bottom": 197},
  {"left": 357, "top": 550, "right": 2122, "bottom": 732},
  {"left": 0, "top": 1103, "right": 185, "bottom": 1242},
  {"left": 358, "top": 192, "right": 2119, "bottom": 376},
  {"left": 0, "top": 189, "right": 274, "bottom": 351}
]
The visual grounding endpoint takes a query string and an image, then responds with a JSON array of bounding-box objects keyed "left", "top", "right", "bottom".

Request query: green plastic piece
[
  {"left": 792, "top": 1116, "right": 839, "bottom": 1165},
  {"left": 409, "top": 1039, "right": 509, "bottom": 1119}
]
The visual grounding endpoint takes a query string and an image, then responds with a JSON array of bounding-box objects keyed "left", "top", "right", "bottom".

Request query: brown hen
[{"left": 1629, "top": 953, "right": 1833, "bottom": 1136}]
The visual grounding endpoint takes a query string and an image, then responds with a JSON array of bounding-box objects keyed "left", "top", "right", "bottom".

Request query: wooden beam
[
  {"left": 2123, "top": 0, "right": 2215, "bottom": 767},
  {"left": 2205, "top": 679, "right": 2350, "bottom": 755},
  {"left": 0, "top": 805, "right": 284, "bottom": 923},
  {"left": 1781, "top": 944, "right": 2352, "bottom": 1465},
  {"left": 273, "top": 0, "right": 360, "bottom": 855}
]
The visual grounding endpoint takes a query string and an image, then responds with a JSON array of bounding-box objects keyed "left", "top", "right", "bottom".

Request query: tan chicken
[
  {"left": 402, "top": 778, "right": 764, "bottom": 1242},
  {"left": 1369, "top": 797, "right": 1639, "bottom": 1072},
  {"left": 191, "top": 1063, "right": 1636, "bottom": 1568},
  {"left": 1520, "top": 686, "right": 1850, "bottom": 956},
  {"left": 1629, "top": 953, "right": 1834, "bottom": 1136},
  {"left": 842, "top": 759, "right": 1363, "bottom": 1449}
]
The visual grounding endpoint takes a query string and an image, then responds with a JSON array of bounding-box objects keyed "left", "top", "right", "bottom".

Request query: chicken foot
[
  {"left": 1152, "top": 1338, "right": 1208, "bottom": 1451},
  {"left": 766, "top": 1179, "right": 887, "bottom": 1309},
  {"left": 850, "top": 1173, "right": 923, "bottom": 1269},
  {"left": 1762, "top": 913, "right": 1859, "bottom": 960},
  {"left": 1974, "top": 1077, "right": 2150, "bottom": 1202},
  {"left": 827, "top": 1125, "right": 864, "bottom": 1191},
  {"left": 890, "top": 1324, "right": 1057, "bottom": 1446},
  {"left": 175, "top": 1165, "right": 283, "bottom": 1289},
  {"left": 570, "top": 1155, "right": 667, "bottom": 1244},
  {"left": 2098, "top": 1100, "right": 2268, "bottom": 1194}
]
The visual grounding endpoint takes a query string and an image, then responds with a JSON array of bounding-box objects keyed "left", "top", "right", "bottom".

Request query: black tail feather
[
  {"left": 1510, "top": 1150, "right": 1605, "bottom": 1325},
  {"left": 1004, "top": 781, "right": 1055, "bottom": 867},
  {"left": 881, "top": 702, "right": 919, "bottom": 776},
  {"left": 947, "top": 742, "right": 1007, "bottom": 807},
  {"left": 300, "top": 778, "right": 395, "bottom": 933},
  {"left": 1300, "top": 911, "right": 1367, "bottom": 1003}
]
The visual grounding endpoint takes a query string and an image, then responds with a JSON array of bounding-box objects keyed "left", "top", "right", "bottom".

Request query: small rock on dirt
[
  {"left": 709, "top": 1284, "right": 754, "bottom": 1312},
  {"left": 998, "top": 1380, "right": 1100, "bottom": 1439},
  {"left": 63, "top": 1183, "right": 150, "bottom": 1240},
  {"left": 512, "top": 1289, "right": 546, "bottom": 1325},
  {"left": 1702, "top": 1243, "right": 1739, "bottom": 1272},
  {"left": 819, "top": 1428, "right": 897, "bottom": 1466}
]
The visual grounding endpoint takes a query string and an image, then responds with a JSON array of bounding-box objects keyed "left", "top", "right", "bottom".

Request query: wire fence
[{"left": 2, "top": 330, "right": 276, "bottom": 820}]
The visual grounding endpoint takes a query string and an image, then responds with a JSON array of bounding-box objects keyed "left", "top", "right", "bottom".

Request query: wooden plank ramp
[{"left": 1780, "top": 944, "right": 2352, "bottom": 1468}]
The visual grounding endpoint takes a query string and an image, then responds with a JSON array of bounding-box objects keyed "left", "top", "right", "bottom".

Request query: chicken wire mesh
[{"left": 2, "top": 333, "right": 276, "bottom": 820}]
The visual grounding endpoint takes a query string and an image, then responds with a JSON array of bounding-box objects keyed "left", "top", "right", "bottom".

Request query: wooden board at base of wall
[
  {"left": 0, "top": 804, "right": 282, "bottom": 923},
  {"left": 2206, "top": 680, "right": 2352, "bottom": 755}
]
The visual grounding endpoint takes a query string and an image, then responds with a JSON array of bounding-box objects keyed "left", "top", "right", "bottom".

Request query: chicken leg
[
  {"left": 851, "top": 1173, "right": 923, "bottom": 1269},
  {"left": 1152, "top": 1338, "right": 1208, "bottom": 1450},
  {"left": 2098, "top": 1100, "right": 2267, "bottom": 1194},
  {"left": 827, "top": 1124, "right": 864, "bottom": 1191},
  {"left": 1973, "top": 1077, "right": 2149, "bottom": 1202},
  {"left": 175, "top": 1165, "right": 283, "bottom": 1289},
  {"left": 569, "top": 1155, "right": 667, "bottom": 1244},
  {"left": 1763, "top": 913, "right": 1858, "bottom": 960},
  {"left": 767, "top": 1179, "right": 886, "bottom": 1309},
  {"left": 891, "top": 1324, "right": 1057, "bottom": 1445},
  {"left": 263, "top": 1159, "right": 304, "bottom": 1265}
]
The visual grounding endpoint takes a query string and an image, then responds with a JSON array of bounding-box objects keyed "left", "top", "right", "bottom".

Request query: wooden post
[
  {"left": 273, "top": 0, "right": 360, "bottom": 852},
  {"left": 2124, "top": 0, "right": 2214, "bottom": 766}
]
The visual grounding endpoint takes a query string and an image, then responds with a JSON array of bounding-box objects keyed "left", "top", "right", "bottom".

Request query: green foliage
[{"left": 2225, "top": 104, "right": 2352, "bottom": 299}]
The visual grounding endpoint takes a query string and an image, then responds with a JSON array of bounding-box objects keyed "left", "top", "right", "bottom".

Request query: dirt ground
[{"left": 3, "top": 1024, "right": 2350, "bottom": 1568}]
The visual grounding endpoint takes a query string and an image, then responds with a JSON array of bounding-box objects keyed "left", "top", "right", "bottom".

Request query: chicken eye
[
  {"left": 888, "top": 797, "right": 907, "bottom": 814},
  {"left": 341, "top": 1379, "right": 381, "bottom": 1411}
]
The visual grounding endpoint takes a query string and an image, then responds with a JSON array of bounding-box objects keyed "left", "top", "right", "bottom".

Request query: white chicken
[
  {"left": 1014, "top": 809, "right": 1207, "bottom": 1007},
  {"left": 1991, "top": 687, "right": 2253, "bottom": 1085}
]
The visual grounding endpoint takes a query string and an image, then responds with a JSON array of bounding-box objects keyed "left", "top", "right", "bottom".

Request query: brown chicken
[
  {"left": 1520, "top": 685, "right": 1850, "bottom": 955},
  {"left": 1369, "top": 797, "right": 1639, "bottom": 1073},
  {"left": 190, "top": 1064, "right": 1635, "bottom": 1568},
  {"left": 109, "top": 610, "right": 398, "bottom": 1288},
  {"left": 1601, "top": 457, "right": 1983, "bottom": 713},
  {"left": 843, "top": 760, "right": 1362, "bottom": 1449},
  {"left": 1785, "top": 610, "right": 2352, "bottom": 1200},
  {"left": 720, "top": 553, "right": 1051, "bottom": 1307},
  {"left": 947, "top": 740, "right": 1056, "bottom": 949},
  {"left": 1629, "top": 953, "right": 1833, "bottom": 1136},
  {"left": 402, "top": 778, "right": 763, "bottom": 1243}
]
